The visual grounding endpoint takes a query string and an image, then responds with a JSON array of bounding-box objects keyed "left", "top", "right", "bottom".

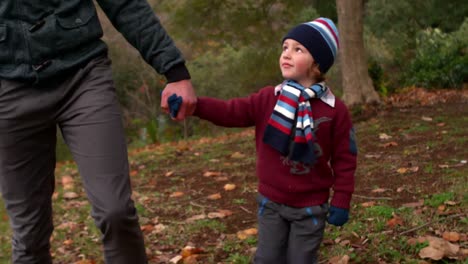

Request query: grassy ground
[{"left": 0, "top": 89, "right": 467, "bottom": 264}]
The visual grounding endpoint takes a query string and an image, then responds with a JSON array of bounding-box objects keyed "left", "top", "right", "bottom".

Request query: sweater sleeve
[
  {"left": 194, "top": 88, "right": 270, "bottom": 127},
  {"left": 96, "top": 0, "right": 190, "bottom": 82},
  {"left": 329, "top": 100, "right": 357, "bottom": 209}
]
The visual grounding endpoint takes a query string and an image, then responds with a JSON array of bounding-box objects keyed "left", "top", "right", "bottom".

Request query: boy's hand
[
  {"left": 327, "top": 206, "right": 349, "bottom": 226},
  {"left": 161, "top": 79, "right": 196, "bottom": 120}
]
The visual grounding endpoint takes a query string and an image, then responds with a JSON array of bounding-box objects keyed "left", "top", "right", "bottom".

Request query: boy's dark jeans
[
  {"left": 254, "top": 194, "right": 328, "bottom": 264},
  {"left": 0, "top": 55, "right": 147, "bottom": 263}
]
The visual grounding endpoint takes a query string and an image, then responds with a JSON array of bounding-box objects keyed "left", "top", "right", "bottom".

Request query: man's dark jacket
[{"left": 0, "top": 0, "right": 189, "bottom": 82}]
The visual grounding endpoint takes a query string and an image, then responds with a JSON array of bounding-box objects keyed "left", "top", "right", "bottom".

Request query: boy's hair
[{"left": 283, "top": 17, "right": 339, "bottom": 74}]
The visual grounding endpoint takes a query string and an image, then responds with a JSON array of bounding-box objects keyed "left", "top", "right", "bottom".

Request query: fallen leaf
[
  {"left": 339, "top": 240, "right": 350, "bottom": 246},
  {"left": 223, "top": 183, "right": 236, "bottom": 191},
  {"left": 74, "top": 260, "right": 96, "bottom": 264},
  {"left": 382, "top": 141, "right": 398, "bottom": 148},
  {"left": 56, "top": 221, "right": 79, "bottom": 231},
  {"left": 444, "top": 201, "right": 457, "bottom": 206},
  {"left": 169, "top": 255, "right": 183, "bottom": 264},
  {"left": 207, "top": 193, "right": 222, "bottom": 200},
  {"left": 328, "top": 255, "right": 350, "bottom": 264},
  {"left": 371, "top": 188, "right": 388, "bottom": 193},
  {"left": 231, "top": 152, "right": 245, "bottom": 159},
  {"left": 181, "top": 246, "right": 205, "bottom": 258},
  {"left": 397, "top": 167, "right": 419, "bottom": 174},
  {"left": 169, "top": 191, "right": 184, "bottom": 198},
  {"left": 207, "top": 209, "right": 233, "bottom": 219},
  {"left": 63, "top": 239, "right": 73, "bottom": 246},
  {"left": 361, "top": 201, "right": 376, "bottom": 207},
  {"left": 396, "top": 187, "right": 405, "bottom": 193},
  {"left": 203, "top": 171, "right": 222, "bottom": 177},
  {"left": 402, "top": 200, "right": 424, "bottom": 208},
  {"left": 63, "top": 192, "right": 79, "bottom": 199},
  {"left": 365, "top": 154, "right": 381, "bottom": 159},
  {"left": 418, "top": 236, "right": 460, "bottom": 260},
  {"left": 130, "top": 170, "right": 138, "bottom": 177},
  {"left": 237, "top": 228, "right": 258, "bottom": 240},
  {"left": 442, "top": 232, "right": 460, "bottom": 242},
  {"left": 437, "top": 205, "right": 446, "bottom": 213},
  {"left": 421, "top": 116, "right": 433, "bottom": 122},
  {"left": 186, "top": 214, "right": 206, "bottom": 223},
  {"left": 218, "top": 209, "right": 233, "bottom": 216},
  {"left": 154, "top": 223, "right": 166, "bottom": 233},
  {"left": 397, "top": 167, "right": 408, "bottom": 174},
  {"left": 140, "top": 225, "right": 154, "bottom": 233},
  {"left": 215, "top": 176, "right": 229, "bottom": 182},
  {"left": 183, "top": 255, "right": 200, "bottom": 264},
  {"left": 387, "top": 215, "right": 404, "bottom": 228},
  {"left": 379, "top": 133, "right": 392, "bottom": 140},
  {"left": 61, "top": 175, "right": 74, "bottom": 190},
  {"left": 165, "top": 171, "right": 175, "bottom": 177}
]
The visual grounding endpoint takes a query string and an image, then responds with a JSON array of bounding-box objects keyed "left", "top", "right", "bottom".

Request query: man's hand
[{"left": 160, "top": 79, "right": 196, "bottom": 120}]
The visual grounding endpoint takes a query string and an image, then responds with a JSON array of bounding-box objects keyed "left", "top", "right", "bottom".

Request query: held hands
[
  {"left": 160, "top": 79, "right": 196, "bottom": 120},
  {"left": 327, "top": 206, "right": 349, "bottom": 226},
  {"left": 167, "top": 94, "right": 183, "bottom": 118}
]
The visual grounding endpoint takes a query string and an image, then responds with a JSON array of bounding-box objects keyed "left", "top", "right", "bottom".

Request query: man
[{"left": 0, "top": 0, "right": 195, "bottom": 263}]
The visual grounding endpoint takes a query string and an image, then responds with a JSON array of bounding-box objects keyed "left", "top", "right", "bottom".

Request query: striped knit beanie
[{"left": 283, "top": 17, "right": 339, "bottom": 74}]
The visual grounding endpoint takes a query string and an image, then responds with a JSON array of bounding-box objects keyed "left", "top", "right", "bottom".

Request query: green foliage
[
  {"left": 163, "top": 0, "right": 323, "bottom": 100},
  {"left": 188, "top": 45, "right": 281, "bottom": 99},
  {"left": 365, "top": 0, "right": 467, "bottom": 56},
  {"left": 364, "top": 205, "right": 394, "bottom": 219},
  {"left": 368, "top": 59, "right": 390, "bottom": 96},
  {"left": 226, "top": 253, "right": 250, "bottom": 264},
  {"left": 164, "top": 0, "right": 320, "bottom": 52},
  {"left": 185, "top": 219, "right": 227, "bottom": 233},
  {"left": 403, "top": 23, "right": 468, "bottom": 89},
  {"left": 365, "top": 0, "right": 467, "bottom": 89},
  {"left": 56, "top": 128, "right": 73, "bottom": 161},
  {"left": 424, "top": 192, "right": 455, "bottom": 207}
]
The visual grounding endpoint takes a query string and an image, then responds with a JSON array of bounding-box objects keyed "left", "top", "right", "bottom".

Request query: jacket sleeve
[
  {"left": 95, "top": 0, "right": 190, "bottom": 82},
  {"left": 194, "top": 88, "right": 270, "bottom": 127},
  {"left": 329, "top": 100, "right": 357, "bottom": 209}
]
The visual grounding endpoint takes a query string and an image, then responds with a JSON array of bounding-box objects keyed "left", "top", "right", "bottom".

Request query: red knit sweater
[{"left": 194, "top": 86, "right": 356, "bottom": 209}]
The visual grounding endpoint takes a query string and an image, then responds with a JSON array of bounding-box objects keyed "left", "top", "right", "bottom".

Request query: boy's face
[{"left": 279, "top": 39, "right": 316, "bottom": 87}]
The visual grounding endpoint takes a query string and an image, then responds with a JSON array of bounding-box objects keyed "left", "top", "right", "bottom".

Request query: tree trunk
[{"left": 336, "top": 0, "right": 380, "bottom": 106}]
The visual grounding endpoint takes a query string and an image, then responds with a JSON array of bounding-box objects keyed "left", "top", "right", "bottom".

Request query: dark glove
[
  {"left": 167, "top": 93, "right": 183, "bottom": 118},
  {"left": 327, "top": 206, "right": 349, "bottom": 226}
]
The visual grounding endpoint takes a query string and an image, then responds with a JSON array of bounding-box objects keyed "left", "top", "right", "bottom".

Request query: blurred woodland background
[{"left": 56, "top": 0, "right": 467, "bottom": 160}]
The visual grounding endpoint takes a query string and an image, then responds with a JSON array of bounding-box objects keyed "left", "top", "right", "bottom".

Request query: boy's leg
[
  {"left": 0, "top": 80, "right": 57, "bottom": 263},
  {"left": 253, "top": 194, "right": 288, "bottom": 264},
  {"left": 286, "top": 204, "right": 328, "bottom": 264},
  {"left": 57, "top": 56, "right": 147, "bottom": 264}
]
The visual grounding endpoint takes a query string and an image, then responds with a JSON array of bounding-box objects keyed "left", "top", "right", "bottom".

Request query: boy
[{"left": 178, "top": 17, "right": 357, "bottom": 263}]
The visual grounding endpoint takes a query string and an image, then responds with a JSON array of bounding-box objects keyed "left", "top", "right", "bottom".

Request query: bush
[{"left": 403, "top": 20, "right": 468, "bottom": 89}]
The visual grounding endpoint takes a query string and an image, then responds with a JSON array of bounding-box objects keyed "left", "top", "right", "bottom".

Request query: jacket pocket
[
  {"left": 55, "top": 1, "right": 95, "bottom": 29},
  {"left": 53, "top": 0, "right": 103, "bottom": 51}
]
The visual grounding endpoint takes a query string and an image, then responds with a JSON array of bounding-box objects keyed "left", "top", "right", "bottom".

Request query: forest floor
[{"left": 0, "top": 87, "right": 467, "bottom": 264}]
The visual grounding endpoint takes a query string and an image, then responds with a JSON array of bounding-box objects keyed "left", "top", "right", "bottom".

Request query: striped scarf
[{"left": 263, "top": 80, "right": 328, "bottom": 164}]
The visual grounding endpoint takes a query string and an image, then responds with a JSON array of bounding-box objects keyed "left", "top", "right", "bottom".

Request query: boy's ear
[{"left": 310, "top": 63, "right": 321, "bottom": 77}]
